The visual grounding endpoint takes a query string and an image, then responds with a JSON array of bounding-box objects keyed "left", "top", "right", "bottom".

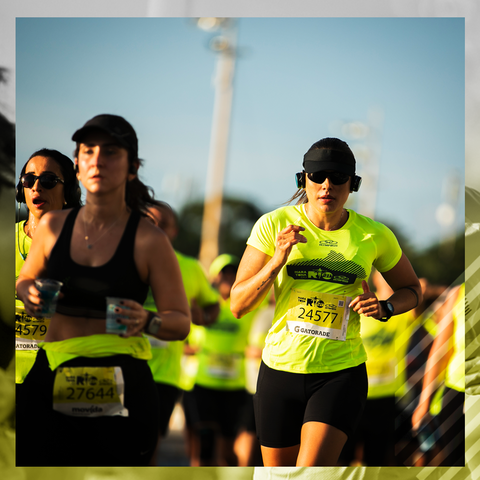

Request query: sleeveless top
[{"left": 47, "top": 207, "right": 149, "bottom": 318}]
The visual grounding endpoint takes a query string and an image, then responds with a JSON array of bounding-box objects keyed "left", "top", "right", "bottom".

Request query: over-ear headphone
[
  {"left": 351, "top": 175, "right": 362, "bottom": 193},
  {"left": 295, "top": 171, "right": 305, "bottom": 189},
  {"left": 15, "top": 177, "right": 26, "bottom": 204},
  {"left": 294, "top": 171, "right": 362, "bottom": 193}
]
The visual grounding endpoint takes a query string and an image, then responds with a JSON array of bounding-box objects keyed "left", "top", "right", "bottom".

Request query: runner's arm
[
  {"left": 230, "top": 245, "right": 274, "bottom": 318},
  {"left": 16, "top": 212, "right": 59, "bottom": 317},
  {"left": 380, "top": 253, "right": 423, "bottom": 315},
  {"left": 144, "top": 229, "right": 191, "bottom": 340},
  {"left": 231, "top": 224, "right": 307, "bottom": 318}
]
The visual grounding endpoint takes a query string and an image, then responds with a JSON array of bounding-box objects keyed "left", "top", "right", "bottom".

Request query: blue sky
[{"left": 16, "top": 17, "right": 464, "bottom": 252}]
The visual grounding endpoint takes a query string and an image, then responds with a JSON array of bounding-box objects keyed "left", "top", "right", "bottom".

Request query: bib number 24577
[{"left": 286, "top": 288, "right": 351, "bottom": 341}]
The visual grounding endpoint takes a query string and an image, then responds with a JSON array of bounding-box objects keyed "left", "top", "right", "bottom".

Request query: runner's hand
[
  {"left": 349, "top": 280, "right": 383, "bottom": 319},
  {"left": 272, "top": 225, "right": 307, "bottom": 268},
  {"left": 190, "top": 298, "right": 203, "bottom": 325},
  {"left": 20, "top": 281, "right": 44, "bottom": 318},
  {"left": 114, "top": 299, "right": 149, "bottom": 337}
]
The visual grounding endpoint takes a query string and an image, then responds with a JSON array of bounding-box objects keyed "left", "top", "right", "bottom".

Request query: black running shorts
[{"left": 253, "top": 361, "right": 368, "bottom": 448}]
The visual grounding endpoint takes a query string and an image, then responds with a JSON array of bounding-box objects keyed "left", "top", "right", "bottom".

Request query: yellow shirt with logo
[
  {"left": 361, "top": 310, "right": 415, "bottom": 398},
  {"left": 246, "top": 303, "right": 276, "bottom": 394},
  {"left": 247, "top": 205, "right": 402, "bottom": 374},
  {"left": 145, "top": 250, "right": 220, "bottom": 389},
  {"left": 15, "top": 221, "right": 51, "bottom": 383},
  {"left": 194, "top": 297, "right": 256, "bottom": 390}
]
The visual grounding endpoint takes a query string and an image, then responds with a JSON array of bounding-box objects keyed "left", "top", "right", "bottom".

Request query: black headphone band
[{"left": 16, "top": 178, "right": 25, "bottom": 203}]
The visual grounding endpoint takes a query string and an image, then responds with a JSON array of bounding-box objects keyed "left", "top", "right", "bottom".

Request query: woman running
[
  {"left": 15, "top": 149, "right": 82, "bottom": 387},
  {"left": 230, "top": 137, "right": 422, "bottom": 466},
  {"left": 16, "top": 114, "right": 190, "bottom": 466}
]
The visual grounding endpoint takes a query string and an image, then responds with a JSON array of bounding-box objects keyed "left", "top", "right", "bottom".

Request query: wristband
[
  {"left": 378, "top": 300, "right": 394, "bottom": 322},
  {"left": 145, "top": 311, "right": 163, "bottom": 335}
]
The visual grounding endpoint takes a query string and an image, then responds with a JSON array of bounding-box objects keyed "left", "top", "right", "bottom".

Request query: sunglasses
[
  {"left": 307, "top": 171, "right": 350, "bottom": 185},
  {"left": 21, "top": 173, "right": 65, "bottom": 190}
]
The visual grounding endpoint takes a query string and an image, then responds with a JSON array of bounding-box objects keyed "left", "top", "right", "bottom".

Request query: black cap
[
  {"left": 72, "top": 114, "right": 138, "bottom": 158},
  {"left": 303, "top": 148, "right": 355, "bottom": 176}
]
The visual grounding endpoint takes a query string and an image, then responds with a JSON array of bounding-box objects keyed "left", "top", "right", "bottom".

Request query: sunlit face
[
  {"left": 23, "top": 156, "right": 65, "bottom": 220},
  {"left": 305, "top": 170, "right": 351, "bottom": 215},
  {"left": 75, "top": 130, "right": 133, "bottom": 195}
]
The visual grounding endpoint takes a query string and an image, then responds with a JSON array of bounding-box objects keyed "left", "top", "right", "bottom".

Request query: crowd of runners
[{"left": 12, "top": 114, "right": 465, "bottom": 468}]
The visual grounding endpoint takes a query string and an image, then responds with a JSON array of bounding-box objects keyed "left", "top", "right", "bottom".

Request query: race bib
[
  {"left": 286, "top": 288, "right": 351, "bottom": 341},
  {"left": 53, "top": 366, "right": 128, "bottom": 417},
  {"left": 15, "top": 311, "right": 50, "bottom": 351},
  {"left": 206, "top": 353, "right": 242, "bottom": 379}
]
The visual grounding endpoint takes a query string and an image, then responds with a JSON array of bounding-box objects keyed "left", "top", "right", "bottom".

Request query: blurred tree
[
  {"left": 173, "top": 196, "right": 264, "bottom": 260},
  {"left": 378, "top": 218, "right": 464, "bottom": 288},
  {"left": 409, "top": 232, "right": 464, "bottom": 287}
]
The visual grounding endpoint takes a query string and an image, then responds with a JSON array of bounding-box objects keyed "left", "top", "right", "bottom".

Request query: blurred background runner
[
  {"left": 144, "top": 202, "right": 220, "bottom": 465},
  {"left": 184, "top": 254, "right": 258, "bottom": 466}
]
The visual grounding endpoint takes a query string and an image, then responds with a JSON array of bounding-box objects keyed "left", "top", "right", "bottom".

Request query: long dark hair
[
  {"left": 287, "top": 137, "right": 355, "bottom": 205},
  {"left": 125, "top": 158, "right": 161, "bottom": 215}
]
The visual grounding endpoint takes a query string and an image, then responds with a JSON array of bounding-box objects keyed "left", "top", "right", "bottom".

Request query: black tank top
[{"left": 47, "top": 207, "right": 149, "bottom": 318}]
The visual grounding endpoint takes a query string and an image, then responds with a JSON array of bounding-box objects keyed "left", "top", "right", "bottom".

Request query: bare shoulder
[
  {"left": 37, "top": 209, "right": 72, "bottom": 236},
  {"left": 22, "top": 209, "right": 73, "bottom": 265},
  {"left": 135, "top": 215, "right": 172, "bottom": 251},
  {"left": 134, "top": 215, "right": 177, "bottom": 282}
]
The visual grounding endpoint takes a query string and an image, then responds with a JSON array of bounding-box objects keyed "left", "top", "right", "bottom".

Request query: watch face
[
  {"left": 149, "top": 316, "right": 162, "bottom": 335},
  {"left": 387, "top": 302, "right": 394, "bottom": 314}
]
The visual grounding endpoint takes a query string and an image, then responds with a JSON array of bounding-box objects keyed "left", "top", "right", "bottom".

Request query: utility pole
[
  {"left": 197, "top": 18, "right": 237, "bottom": 269},
  {"left": 333, "top": 108, "right": 383, "bottom": 220}
]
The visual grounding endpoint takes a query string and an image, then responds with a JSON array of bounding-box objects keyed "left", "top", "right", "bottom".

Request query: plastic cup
[
  {"left": 106, "top": 297, "right": 129, "bottom": 334},
  {"left": 34, "top": 279, "right": 63, "bottom": 318}
]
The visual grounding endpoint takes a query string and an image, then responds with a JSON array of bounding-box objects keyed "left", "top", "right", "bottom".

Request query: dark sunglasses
[
  {"left": 21, "top": 173, "right": 65, "bottom": 190},
  {"left": 307, "top": 171, "right": 350, "bottom": 185}
]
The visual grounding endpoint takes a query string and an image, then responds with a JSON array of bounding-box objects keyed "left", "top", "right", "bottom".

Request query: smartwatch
[
  {"left": 146, "top": 311, "right": 163, "bottom": 336},
  {"left": 378, "top": 300, "right": 394, "bottom": 322}
]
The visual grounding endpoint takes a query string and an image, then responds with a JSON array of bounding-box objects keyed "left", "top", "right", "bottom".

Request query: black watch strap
[
  {"left": 145, "top": 311, "right": 162, "bottom": 335},
  {"left": 378, "top": 300, "right": 394, "bottom": 322}
]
